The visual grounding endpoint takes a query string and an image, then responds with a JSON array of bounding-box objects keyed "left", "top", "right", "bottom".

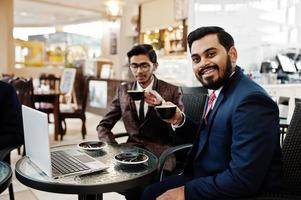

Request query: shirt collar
[
  {"left": 208, "top": 70, "right": 236, "bottom": 98},
  {"left": 136, "top": 76, "right": 154, "bottom": 91}
]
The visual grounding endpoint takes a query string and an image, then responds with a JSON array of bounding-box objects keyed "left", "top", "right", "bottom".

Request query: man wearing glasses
[{"left": 96, "top": 44, "right": 184, "bottom": 200}]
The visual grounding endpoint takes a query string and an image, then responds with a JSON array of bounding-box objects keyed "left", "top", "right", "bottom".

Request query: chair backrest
[
  {"left": 10, "top": 78, "right": 35, "bottom": 108},
  {"left": 278, "top": 96, "right": 290, "bottom": 120},
  {"left": 282, "top": 102, "right": 301, "bottom": 195},
  {"left": 39, "top": 73, "right": 60, "bottom": 91},
  {"left": 181, "top": 86, "right": 208, "bottom": 123},
  {"left": 295, "top": 98, "right": 301, "bottom": 105},
  {"left": 80, "top": 76, "right": 91, "bottom": 112}
]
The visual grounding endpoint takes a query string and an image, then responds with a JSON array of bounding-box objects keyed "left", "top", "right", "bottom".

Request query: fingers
[{"left": 145, "top": 90, "right": 165, "bottom": 106}]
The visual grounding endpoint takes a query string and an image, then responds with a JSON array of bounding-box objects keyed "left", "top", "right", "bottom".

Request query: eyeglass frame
[{"left": 129, "top": 62, "right": 153, "bottom": 72}]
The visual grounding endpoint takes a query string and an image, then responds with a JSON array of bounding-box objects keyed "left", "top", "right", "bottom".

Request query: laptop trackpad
[{"left": 73, "top": 154, "right": 95, "bottom": 163}]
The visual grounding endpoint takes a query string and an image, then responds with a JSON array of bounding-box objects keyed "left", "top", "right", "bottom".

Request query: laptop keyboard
[{"left": 51, "top": 151, "right": 90, "bottom": 176}]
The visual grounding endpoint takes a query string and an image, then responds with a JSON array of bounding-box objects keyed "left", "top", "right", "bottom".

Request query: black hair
[
  {"left": 127, "top": 44, "right": 157, "bottom": 64},
  {"left": 187, "top": 26, "right": 234, "bottom": 52}
]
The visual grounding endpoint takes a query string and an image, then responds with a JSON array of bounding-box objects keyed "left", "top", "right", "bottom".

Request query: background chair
[
  {"left": 278, "top": 96, "right": 290, "bottom": 120},
  {"left": 39, "top": 73, "right": 60, "bottom": 91},
  {"left": 59, "top": 76, "right": 90, "bottom": 140},
  {"left": 10, "top": 77, "right": 35, "bottom": 108},
  {"left": 36, "top": 73, "right": 61, "bottom": 122},
  {"left": 181, "top": 86, "right": 208, "bottom": 123},
  {"left": 158, "top": 86, "right": 208, "bottom": 181},
  {"left": 9, "top": 77, "right": 35, "bottom": 156}
]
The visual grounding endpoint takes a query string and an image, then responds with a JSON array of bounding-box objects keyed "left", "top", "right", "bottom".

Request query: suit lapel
[
  {"left": 194, "top": 93, "right": 225, "bottom": 159},
  {"left": 194, "top": 67, "right": 243, "bottom": 159}
]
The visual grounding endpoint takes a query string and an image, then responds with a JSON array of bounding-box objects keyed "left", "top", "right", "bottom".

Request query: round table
[
  {"left": 15, "top": 143, "right": 158, "bottom": 200},
  {"left": 0, "top": 161, "right": 12, "bottom": 194}
]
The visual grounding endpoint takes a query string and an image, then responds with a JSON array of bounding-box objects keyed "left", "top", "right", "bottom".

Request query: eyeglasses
[{"left": 129, "top": 62, "right": 151, "bottom": 71}]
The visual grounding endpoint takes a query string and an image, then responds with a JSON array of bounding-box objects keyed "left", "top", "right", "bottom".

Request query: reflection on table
[
  {"left": 0, "top": 161, "right": 12, "bottom": 194},
  {"left": 34, "top": 90, "right": 62, "bottom": 141},
  {"left": 15, "top": 144, "right": 158, "bottom": 200}
]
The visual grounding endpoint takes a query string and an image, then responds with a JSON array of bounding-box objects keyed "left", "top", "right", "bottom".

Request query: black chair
[
  {"left": 10, "top": 77, "right": 35, "bottom": 108},
  {"left": 280, "top": 102, "right": 301, "bottom": 196},
  {"left": 0, "top": 146, "right": 19, "bottom": 200},
  {"left": 244, "top": 102, "right": 301, "bottom": 199},
  {"left": 39, "top": 73, "right": 60, "bottom": 91},
  {"left": 10, "top": 78, "right": 35, "bottom": 155},
  {"left": 59, "top": 76, "right": 90, "bottom": 140},
  {"left": 295, "top": 98, "right": 301, "bottom": 105},
  {"left": 181, "top": 86, "right": 208, "bottom": 123},
  {"left": 158, "top": 86, "right": 208, "bottom": 181}
]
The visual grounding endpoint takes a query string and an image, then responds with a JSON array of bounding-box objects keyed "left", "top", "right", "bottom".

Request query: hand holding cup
[
  {"left": 155, "top": 101, "right": 183, "bottom": 125},
  {"left": 144, "top": 90, "right": 165, "bottom": 106}
]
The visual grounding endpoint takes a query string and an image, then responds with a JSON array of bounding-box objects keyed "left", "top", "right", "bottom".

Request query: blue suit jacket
[
  {"left": 0, "top": 81, "right": 24, "bottom": 150},
  {"left": 176, "top": 67, "right": 282, "bottom": 199}
]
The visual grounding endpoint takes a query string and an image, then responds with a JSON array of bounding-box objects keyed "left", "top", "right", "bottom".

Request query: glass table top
[{"left": 16, "top": 143, "right": 158, "bottom": 186}]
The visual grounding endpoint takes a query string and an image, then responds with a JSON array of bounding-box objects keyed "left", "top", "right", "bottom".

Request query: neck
[{"left": 139, "top": 75, "right": 153, "bottom": 89}]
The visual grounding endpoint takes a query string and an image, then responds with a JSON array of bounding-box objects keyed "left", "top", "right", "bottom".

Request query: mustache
[{"left": 198, "top": 64, "right": 218, "bottom": 76}]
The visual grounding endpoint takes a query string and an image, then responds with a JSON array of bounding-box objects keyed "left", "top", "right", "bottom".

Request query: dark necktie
[
  {"left": 204, "top": 91, "right": 216, "bottom": 125},
  {"left": 139, "top": 98, "right": 145, "bottom": 122}
]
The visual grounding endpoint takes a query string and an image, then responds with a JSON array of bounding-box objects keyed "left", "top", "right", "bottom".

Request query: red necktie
[{"left": 204, "top": 91, "right": 216, "bottom": 124}]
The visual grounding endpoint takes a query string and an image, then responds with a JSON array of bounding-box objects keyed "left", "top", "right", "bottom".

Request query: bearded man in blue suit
[{"left": 142, "top": 26, "right": 282, "bottom": 200}]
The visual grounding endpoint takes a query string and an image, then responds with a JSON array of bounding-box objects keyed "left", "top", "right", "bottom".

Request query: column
[{"left": 0, "top": 0, "right": 14, "bottom": 74}]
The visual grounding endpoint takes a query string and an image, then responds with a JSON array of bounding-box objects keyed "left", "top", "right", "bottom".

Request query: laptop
[{"left": 22, "top": 105, "right": 108, "bottom": 179}]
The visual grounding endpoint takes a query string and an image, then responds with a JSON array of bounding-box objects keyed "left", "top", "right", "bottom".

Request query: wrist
[
  {"left": 155, "top": 99, "right": 163, "bottom": 106},
  {"left": 173, "top": 112, "right": 184, "bottom": 126}
]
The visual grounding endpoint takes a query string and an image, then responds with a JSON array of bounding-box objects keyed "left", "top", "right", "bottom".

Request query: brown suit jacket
[{"left": 97, "top": 76, "right": 183, "bottom": 164}]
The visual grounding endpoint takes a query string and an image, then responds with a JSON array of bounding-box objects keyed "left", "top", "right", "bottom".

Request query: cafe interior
[{"left": 1, "top": 0, "right": 301, "bottom": 199}]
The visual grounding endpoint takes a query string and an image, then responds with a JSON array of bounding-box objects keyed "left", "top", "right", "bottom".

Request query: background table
[
  {"left": 34, "top": 91, "right": 62, "bottom": 140},
  {"left": 15, "top": 144, "right": 158, "bottom": 200},
  {"left": 0, "top": 161, "right": 12, "bottom": 194}
]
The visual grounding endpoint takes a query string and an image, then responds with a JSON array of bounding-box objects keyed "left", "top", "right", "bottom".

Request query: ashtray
[
  {"left": 114, "top": 152, "right": 148, "bottom": 165},
  {"left": 77, "top": 141, "right": 107, "bottom": 151}
]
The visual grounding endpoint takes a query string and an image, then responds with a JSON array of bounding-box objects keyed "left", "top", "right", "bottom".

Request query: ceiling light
[{"left": 105, "top": 0, "right": 124, "bottom": 21}]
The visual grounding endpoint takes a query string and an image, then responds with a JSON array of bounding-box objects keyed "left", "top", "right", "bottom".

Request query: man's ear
[{"left": 228, "top": 47, "right": 237, "bottom": 65}]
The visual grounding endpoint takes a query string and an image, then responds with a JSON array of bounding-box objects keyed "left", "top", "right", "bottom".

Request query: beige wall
[
  {"left": 0, "top": 0, "right": 14, "bottom": 74},
  {"left": 140, "top": 0, "right": 181, "bottom": 32},
  {"left": 12, "top": 66, "right": 63, "bottom": 79}
]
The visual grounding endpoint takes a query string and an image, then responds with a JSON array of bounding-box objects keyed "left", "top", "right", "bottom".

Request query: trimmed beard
[{"left": 198, "top": 56, "right": 233, "bottom": 90}]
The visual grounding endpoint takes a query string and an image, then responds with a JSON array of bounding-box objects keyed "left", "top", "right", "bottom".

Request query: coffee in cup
[
  {"left": 127, "top": 90, "right": 144, "bottom": 100},
  {"left": 155, "top": 105, "right": 177, "bottom": 119}
]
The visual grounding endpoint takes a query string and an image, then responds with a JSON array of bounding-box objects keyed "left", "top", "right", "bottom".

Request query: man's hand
[
  {"left": 161, "top": 102, "right": 183, "bottom": 126},
  {"left": 156, "top": 186, "right": 185, "bottom": 200},
  {"left": 145, "top": 90, "right": 165, "bottom": 106}
]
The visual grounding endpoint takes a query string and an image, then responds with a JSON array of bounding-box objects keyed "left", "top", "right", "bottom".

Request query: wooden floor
[{"left": 0, "top": 112, "right": 127, "bottom": 200}]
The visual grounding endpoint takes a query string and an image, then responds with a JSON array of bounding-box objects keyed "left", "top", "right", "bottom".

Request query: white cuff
[{"left": 171, "top": 112, "right": 186, "bottom": 131}]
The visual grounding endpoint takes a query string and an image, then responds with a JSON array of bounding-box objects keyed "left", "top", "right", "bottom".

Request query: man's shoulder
[
  {"left": 118, "top": 81, "right": 135, "bottom": 90},
  {"left": 0, "top": 81, "right": 14, "bottom": 93},
  {"left": 157, "top": 79, "right": 179, "bottom": 90}
]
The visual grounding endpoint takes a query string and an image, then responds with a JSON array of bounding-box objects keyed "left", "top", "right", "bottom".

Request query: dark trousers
[{"left": 141, "top": 175, "right": 190, "bottom": 200}]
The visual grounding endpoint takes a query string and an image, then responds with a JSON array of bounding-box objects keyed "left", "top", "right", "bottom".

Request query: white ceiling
[{"left": 14, "top": 0, "right": 150, "bottom": 27}]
